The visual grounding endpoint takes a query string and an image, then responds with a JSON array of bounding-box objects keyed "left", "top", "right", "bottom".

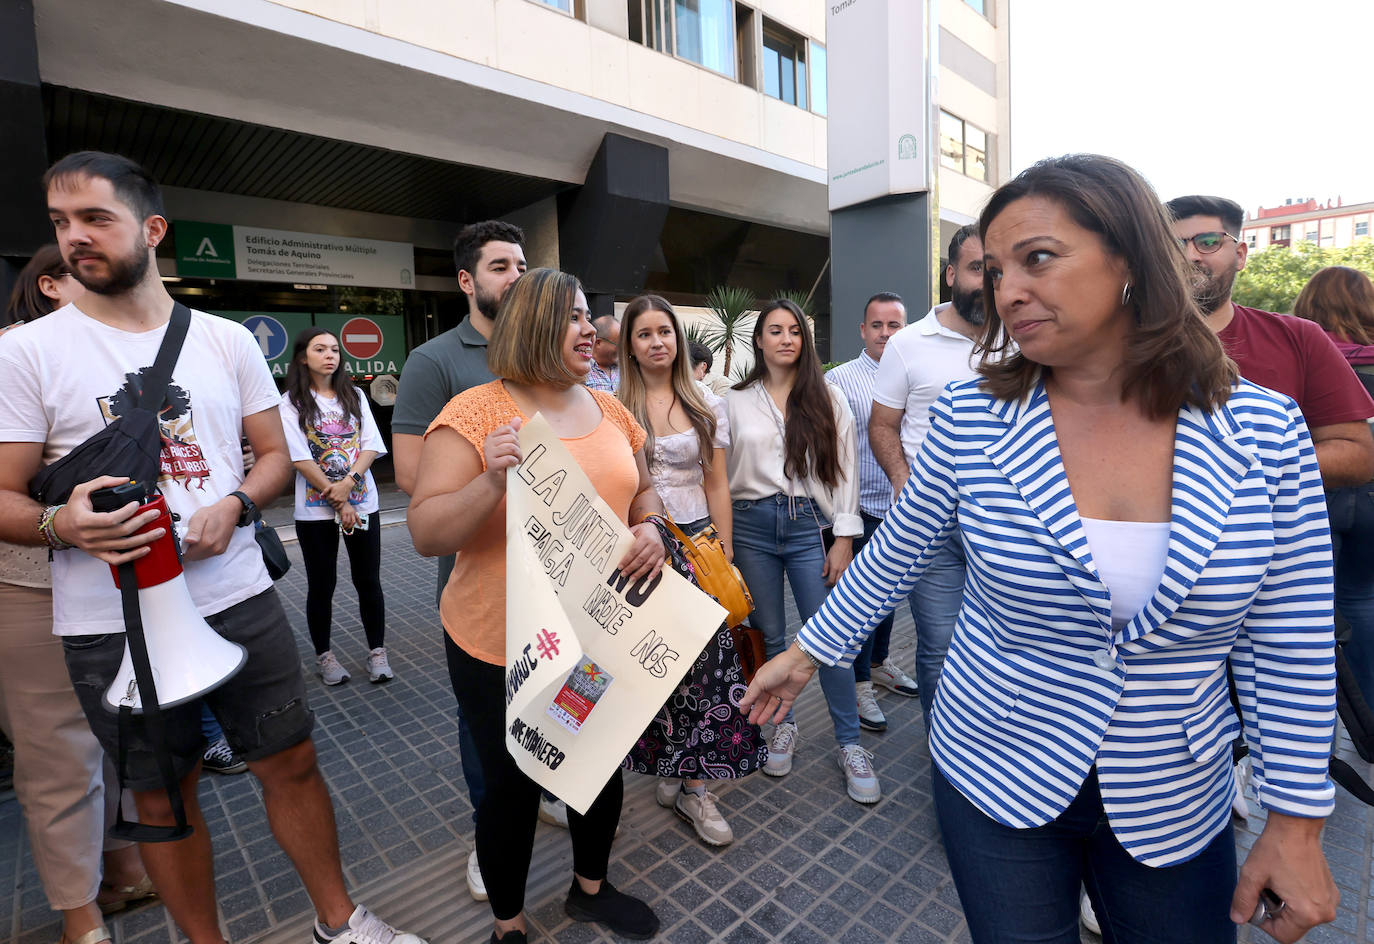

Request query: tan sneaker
[
  {"left": 856, "top": 681, "right": 887, "bottom": 732},
  {"left": 316, "top": 651, "right": 350, "bottom": 686},
  {"left": 764, "top": 721, "right": 797, "bottom": 776},
  {"left": 367, "top": 647, "right": 394, "bottom": 683},
  {"left": 674, "top": 787, "right": 733, "bottom": 846},
  {"left": 870, "top": 658, "right": 919, "bottom": 697},
  {"left": 538, "top": 795, "right": 569, "bottom": 828},
  {"left": 838, "top": 744, "right": 881, "bottom": 804},
  {"left": 655, "top": 778, "right": 680, "bottom": 808}
]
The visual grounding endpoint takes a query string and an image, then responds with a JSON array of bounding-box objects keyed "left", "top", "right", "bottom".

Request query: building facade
[
  {"left": 2, "top": 0, "right": 1011, "bottom": 373},
  {"left": 1242, "top": 197, "right": 1374, "bottom": 253}
]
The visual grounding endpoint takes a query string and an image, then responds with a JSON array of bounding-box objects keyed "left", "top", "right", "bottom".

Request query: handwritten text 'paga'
[{"left": 516, "top": 444, "right": 678, "bottom": 679}]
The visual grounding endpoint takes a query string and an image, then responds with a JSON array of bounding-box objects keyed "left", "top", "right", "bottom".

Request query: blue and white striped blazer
[{"left": 799, "top": 378, "right": 1337, "bottom": 867}]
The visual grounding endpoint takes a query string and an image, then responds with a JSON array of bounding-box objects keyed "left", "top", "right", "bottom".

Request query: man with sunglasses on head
[{"left": 1167, "top": 195, "right": 1374, "bottom": 487}]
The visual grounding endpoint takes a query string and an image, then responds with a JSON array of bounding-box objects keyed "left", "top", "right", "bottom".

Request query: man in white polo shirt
[{"left": 868, "top": 224, "right": 986, "bottom": 727}]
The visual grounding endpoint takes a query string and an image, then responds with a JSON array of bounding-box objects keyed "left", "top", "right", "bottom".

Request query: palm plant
[
  {"left": 683, "top": 320, "right": 712, "bottom": 348},
  {"left": 700, "top": 286, "right": 756, "bottom": 378},
  {"left": 772, "top": 287, "right": 816, "bottom": 317}
]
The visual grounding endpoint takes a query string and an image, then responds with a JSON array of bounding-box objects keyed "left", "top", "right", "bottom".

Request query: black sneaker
[
  {"left": 488, "top": 931, "right": 526, "bottom": 944},
  {"left": 202, "top": 736, "right": 248, "bottom": 775},
  {"left": 564, "top": 879, "right": 659, "bottom": 940}
]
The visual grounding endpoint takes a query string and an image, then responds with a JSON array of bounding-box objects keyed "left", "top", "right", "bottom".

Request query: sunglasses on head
[{"left": 1178, "top": 231, "right": 1239, "bottom": 254}]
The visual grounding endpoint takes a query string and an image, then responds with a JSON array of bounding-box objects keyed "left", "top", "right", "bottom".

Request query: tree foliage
[
  {"left": 1232, "top": 241, "right": 1374, "bottom": 313},
  {"left": 683, "top": 320, "right": 712, "bottom": 347},
  {"left": 772, "top": 287, "right": 817, "bottom": 317},
  {"left": 700, "top": 286, "right": 756, "bottom": 377}
]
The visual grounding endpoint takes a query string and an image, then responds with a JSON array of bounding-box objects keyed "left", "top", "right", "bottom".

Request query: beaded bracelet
[{"left": 38, "top": 504, "right": 73, "bottom": 551}]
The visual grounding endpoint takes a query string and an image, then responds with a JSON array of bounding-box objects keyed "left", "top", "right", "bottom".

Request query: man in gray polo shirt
[{"left": 391, "top": 219, "right": 525, "bottom": 902}]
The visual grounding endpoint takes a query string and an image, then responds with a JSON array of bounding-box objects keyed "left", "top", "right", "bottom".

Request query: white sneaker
[
  {"left": 316, "top": 651, "right": 350, "bottom": 686},
  {"left": 367, "top": 647, "right": 394, "bottom": 683},
  {"left": 674, "top": 787, "right": 734, "bottom": 846},
  {"left": 538, "top": 795, "right": 569, "bottom": 828},
  {"left": 837, "top": 744, "right": 881, "bottom": 804},
  {"left": 312, "top": 904, "right": 426, "bottom": 944},
  {"left": 655, "top": 779, "right": 680, "bottom": 808},
  {"left": 1079, "top": 890, "right": 1101, "bottom": 935},
  {"left": 870, "top": 658, "right": 919, "bottom": 697},
  {"left": 465, "top": 850, "right": 487, "bottom": 902},
  {"left": 764, "top": 722, "right": 797, "bottom": 777},
  {"left": 856, "top": 681, "right": 887, "bottom": 732}
]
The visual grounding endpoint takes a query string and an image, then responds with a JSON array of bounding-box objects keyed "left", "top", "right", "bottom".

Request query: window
[
  {"left": 964, "top": 123, "right": 987, "bottom": 182},
  {"left": 1357, "top": 220, "right": 1369, "bottom": 238},
  {"left": 939, "top": 110, "right": 990, "bottom": 181},
  {"left": 809, "top": 41, "right": 827, "bottom": 116},
  {"left": 735, "top": 3, "right": 756, "bottom": 88},
  {"left": 534, "top": 0, "right": 573, "bottom": 11},
  {"left": 762, "top": 20, "right": 806, "bottom": 107},
  {"left": 675, "top": 0, "right": 735, "bottom": 76},
  {"left": 632, "top": 1, "right": 735, "bottom": 78},
  {"left": 963, "top": 0, "right": 986, "bottom": 13},
  {"left": 1304, "top": 229, "right": 1318, "bottom": 242},
  {"left": 1270, "top": 224, "right": 1290, "bottom": 242},
  {"left": 1245, "top": 233, "right": 1257, "bottom": 249}
]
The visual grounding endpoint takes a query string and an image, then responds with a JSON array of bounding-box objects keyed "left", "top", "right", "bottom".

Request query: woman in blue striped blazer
[{"left": 742, "top": 155, "right": 1339, "bottom": 944}]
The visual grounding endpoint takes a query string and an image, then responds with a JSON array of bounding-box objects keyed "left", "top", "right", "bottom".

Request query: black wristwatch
[{"left": 229, "top": 490, "right": 257, "bottom": 527}]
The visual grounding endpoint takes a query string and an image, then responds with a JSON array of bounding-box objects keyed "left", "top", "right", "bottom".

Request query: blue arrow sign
[{"left": 242, "top": 315, "right": 288, "bottom": 361}]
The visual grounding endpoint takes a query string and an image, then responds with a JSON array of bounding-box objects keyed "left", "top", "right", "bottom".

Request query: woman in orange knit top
[{"left": 408, "top": 268, "right": 666, "bottom": 944}]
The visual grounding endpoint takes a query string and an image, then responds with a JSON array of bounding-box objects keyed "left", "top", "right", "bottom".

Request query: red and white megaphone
[{"left": 93, "top": 483, "right": 249, "bottom": 713}]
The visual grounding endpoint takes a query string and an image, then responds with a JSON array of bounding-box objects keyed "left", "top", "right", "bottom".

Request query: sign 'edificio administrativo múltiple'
[{"left": 176, "top": 221, "right": 415, "bottom": 290}]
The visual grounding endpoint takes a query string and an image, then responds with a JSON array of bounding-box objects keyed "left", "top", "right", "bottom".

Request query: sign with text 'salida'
[
  {"left": 313, "top": 313, "right": 407, "bottom": 376},
  {"left": 505, "top": 414, "right": 723, "bottom": 814}
]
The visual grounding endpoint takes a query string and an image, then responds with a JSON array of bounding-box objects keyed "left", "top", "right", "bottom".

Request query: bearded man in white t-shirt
[
  {"left": 0, "top": 152, "right": 425, "bottom": 944},
  {"left": 868, "top": 224, "right": 988, "bottom": 728}
]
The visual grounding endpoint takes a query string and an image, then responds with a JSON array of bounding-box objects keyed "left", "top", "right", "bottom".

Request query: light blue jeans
[
  {"left": 731, "top": 494, "right": 861, "bottom": 747},
  {"left": 907, "top": 527, "right": 966, "bottom": 727}
]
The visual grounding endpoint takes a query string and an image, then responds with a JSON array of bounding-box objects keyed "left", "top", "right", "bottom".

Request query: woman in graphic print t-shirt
[{"left": 279, "top": 328, "right": 390, "bottom": 686}]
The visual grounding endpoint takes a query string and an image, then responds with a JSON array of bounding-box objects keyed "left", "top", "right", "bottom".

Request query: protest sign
[{"left": 505, "top": 413, "right": 725, "bottom": 813}]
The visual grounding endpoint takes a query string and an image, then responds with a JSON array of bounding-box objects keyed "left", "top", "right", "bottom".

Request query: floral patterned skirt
[{"left": 622, "top": 520, "right": 768, "bottom": 780}]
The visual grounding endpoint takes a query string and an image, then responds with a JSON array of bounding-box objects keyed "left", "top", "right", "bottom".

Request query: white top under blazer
[{"left": 799, "top": 377, "right": 1337, "bottom": 867}]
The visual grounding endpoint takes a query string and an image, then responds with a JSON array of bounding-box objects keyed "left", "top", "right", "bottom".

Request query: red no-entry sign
[{"left": 340, "top": 317, "right": 383, "bottom": 359}]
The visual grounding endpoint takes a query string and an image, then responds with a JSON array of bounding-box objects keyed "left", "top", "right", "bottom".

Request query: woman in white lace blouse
[{"left": 616, "top": 295, "right": 766, "bottom": 849}]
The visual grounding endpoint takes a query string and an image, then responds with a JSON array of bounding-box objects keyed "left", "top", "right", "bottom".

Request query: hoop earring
[{"left": 1121, "top": 283, "right": 1133, "bottom": 307}]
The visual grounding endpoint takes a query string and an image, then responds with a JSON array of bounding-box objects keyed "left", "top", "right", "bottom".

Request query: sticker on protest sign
[{"left": 547, "top": 658, "right": 614, "bottom": 734}]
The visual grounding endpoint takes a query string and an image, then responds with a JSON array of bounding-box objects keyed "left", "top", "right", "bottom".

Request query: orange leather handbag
[{"left": 649, "top": 516, "right": 754, "bottom": 629}]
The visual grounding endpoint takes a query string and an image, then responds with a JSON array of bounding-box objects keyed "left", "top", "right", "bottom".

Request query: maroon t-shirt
[{"left": 1219, "top": 305, "right": 1374, "bottom": 427}]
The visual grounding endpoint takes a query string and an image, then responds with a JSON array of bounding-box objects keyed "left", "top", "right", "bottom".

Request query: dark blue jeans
[
  {"left": 1329, "top": 484, "right": 1374, "bottom": 702},
  {"left": 933, "top": 764, "right": 1237, "bottom": 944},
  {"left": 853, "top": 513, "right": 895, "bottom": 683}
]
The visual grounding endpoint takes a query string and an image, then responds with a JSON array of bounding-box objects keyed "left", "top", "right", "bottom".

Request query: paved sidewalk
[{"left": 1, "top": 524, "right": 1371, "bottom": 943}]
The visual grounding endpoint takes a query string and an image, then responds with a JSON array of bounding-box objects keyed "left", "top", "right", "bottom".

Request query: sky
[{"left": 1009, "top": 0, "right": 1374, "bottom": 215}]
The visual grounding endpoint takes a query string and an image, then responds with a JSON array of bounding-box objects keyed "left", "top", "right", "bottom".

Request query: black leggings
[
  {"left": 294, "top": 517, "right": 385, "bottom": 654},
  {"left": 444, "top": 635, "right": 622, "bottom": 921}
]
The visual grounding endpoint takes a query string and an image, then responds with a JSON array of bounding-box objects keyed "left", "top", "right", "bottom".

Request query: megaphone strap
[{"left": 110, "top": 560, "right": 193, "bottom": 844}]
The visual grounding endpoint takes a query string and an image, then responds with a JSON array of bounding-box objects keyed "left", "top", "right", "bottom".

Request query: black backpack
[
  {"left": 1331, "top": 615, "right": 1374, "bottom": 805},
  {"left": 1329, "top": 365, "right": 1374, "bottom": 804}
]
